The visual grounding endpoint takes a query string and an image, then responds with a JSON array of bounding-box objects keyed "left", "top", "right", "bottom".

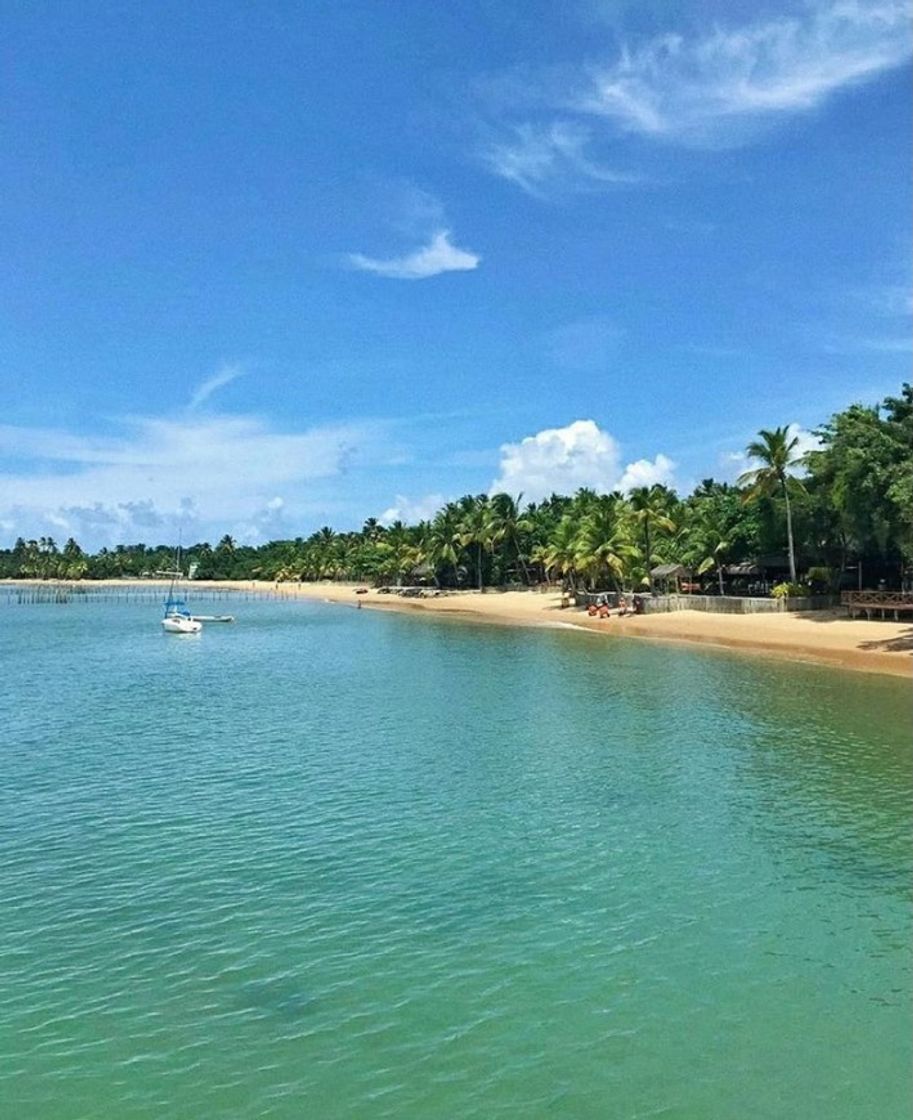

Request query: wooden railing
[{"left": 842, "top": 591, "right": 913, "bottom": 617}]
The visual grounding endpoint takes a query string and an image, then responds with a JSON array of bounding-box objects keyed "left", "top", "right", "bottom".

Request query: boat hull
[{"left": 162, "top": 616, "right": 202, "bottom": 633}]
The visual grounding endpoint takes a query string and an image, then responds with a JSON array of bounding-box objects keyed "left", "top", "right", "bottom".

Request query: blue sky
[{"left": 1, "top": 0, "right": 910, "bottom": 547}]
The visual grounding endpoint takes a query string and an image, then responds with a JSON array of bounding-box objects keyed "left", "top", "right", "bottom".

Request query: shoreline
[
  {"left": 291, "top": 583, "right": 913, "bottom": 679},
  {"left": 6, "top": 578, "right": 911, "bottom": 679}
]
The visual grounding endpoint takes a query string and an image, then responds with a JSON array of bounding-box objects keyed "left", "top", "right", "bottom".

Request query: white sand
[
  {"left": 284, "top": 583, "right": 912, "bottom": 679},
  {"left": 11, "top": 579, "right": 910, "bottom": 678}
]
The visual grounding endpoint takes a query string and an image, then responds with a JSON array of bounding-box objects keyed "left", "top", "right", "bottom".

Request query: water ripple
[{"left": 1, "top": 600, "right": 910, "bottom": 1119}]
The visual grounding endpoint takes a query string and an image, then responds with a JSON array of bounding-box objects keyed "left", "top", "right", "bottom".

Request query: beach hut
[
  {"left": 410, "top": 562, "right": 437, "bottom": 587},
  {"left": 722, "top": 556, "right": 791, "bottom": 596},
  {"left": 650, "top": 563, "right": 689, "bottom": 594},
  {"left": 723, "top": 562, "right": 762, "bottom": 596}
]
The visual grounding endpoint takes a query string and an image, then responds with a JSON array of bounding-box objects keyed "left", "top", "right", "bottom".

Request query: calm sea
[{"left": 1, "top": 595, "right": 910, "bottom": 1119}]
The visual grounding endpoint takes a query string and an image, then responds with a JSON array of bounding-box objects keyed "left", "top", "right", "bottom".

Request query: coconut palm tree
[
  {"left": 574, "top": 495, "right": 637, "bottom": 590},
  {"left": 490, "top": 492, "right": 533, "bottom": 585},
  {"left": 458, "top": 495, "right": 496, "bottom": 590},
  {"left": 738, "top": 427, "right": 803, "bottom": 582},
  {"left": 629, "top": 485, "right": 675, "bottom": 590},
  {"left": 538, "top": 515, "right": 579, "bottom": 587},
  {"left": 689, "top": 506, "right": 731, "bottom": 595},
  {"left": 429, "top": 505, "right": 463, "bottom": 587},
  {"left": 381, "top": 520, "right": 413, "bottom": 585}
]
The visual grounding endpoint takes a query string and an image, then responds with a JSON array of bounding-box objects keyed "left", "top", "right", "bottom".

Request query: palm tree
[
  {"left": 430, "top": 505, "right": 463, "bottom": 587},
  {"left": 689, "top": 506, "right": 731, "bottom": 595},
  {"left": 61, "top": 537, "right": 87, "bottom": 580},
  {"left": 629, "top": 485, "right": 675, "bottom": 590},
  {"left": 538, "top": 515, "right": 579, "bottom": 587},
  {"left": 574, "top": 495, "right": 636, "bottom": 590},
  {"left": 361, "top": 517, "right": 382, "bottom": 542},
  {"left": 738, "top": 427, "right": 803, "bottom": 582},
  {"left": 457, "top": 495, "right": 496, "bottom": 590},
  {"left": 381, "top": 520, "right": 413, "bottom": 585},
  {"left": 490, "top": 492, "right": 532, "bottom": 585}
]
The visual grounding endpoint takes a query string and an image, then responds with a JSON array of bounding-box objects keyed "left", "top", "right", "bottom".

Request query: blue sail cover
[{"left": 163, "top": 597, "right": 191, "bottom": 617}]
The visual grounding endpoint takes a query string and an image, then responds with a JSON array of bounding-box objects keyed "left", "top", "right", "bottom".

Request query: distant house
[
  {"left": 650, "top": 563, "right": 690, "bottom": 592},
  {"left": 723, "top": 555, "right": 791, "bottom": 595}
]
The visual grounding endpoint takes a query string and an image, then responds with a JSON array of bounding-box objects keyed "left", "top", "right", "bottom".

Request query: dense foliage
[{"left": 2, "top": 387, "right": 911, "bottom": 591}]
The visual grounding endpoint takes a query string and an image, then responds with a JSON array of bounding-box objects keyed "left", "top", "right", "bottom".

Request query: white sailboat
[{"left": 161, "top": 549, "right": 202, "bottom": 634}]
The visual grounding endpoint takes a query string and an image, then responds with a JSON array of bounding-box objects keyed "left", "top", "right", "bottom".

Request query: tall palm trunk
[
  {"left": 718, "top": 563, "right": 725, "bottom": 596},
  {"left": 477, "top": 542, "right": 483, "bottom": 591},
  {"left": 782, "top": 478, "right": 797, "bottom": 582},
  {"left": 512, "top": 531, "right": 531, "bottom": 585},
  {"left": 645, "top": 522, "right": 653, "bottom": 592}
]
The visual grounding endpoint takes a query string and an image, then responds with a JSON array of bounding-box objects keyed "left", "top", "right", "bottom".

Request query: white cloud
[
  {"left": 721, "top": 422, "right": 822, "bottom": 479},
  {"left": 0, "top": 412, "right": 389, "bottom": 547},
  {"left": 578, "top": 1, "right": 913, "bottom": 146},
  {"left": 379, "top": 493, "right": 448, "bottom": 526},
  {"left": 348, "top": 230, "right": 480, "bottom": 280},
  {"left": 484, "top": 121, "right": 638, "bottom": 195},
  {"left": 229, "top": 496, "right": 288, "bottom": 546},
  {"left": 786, "top": 423, "right": 823, "bottom": 459},
  {"left": 481, "top": 0, "right": 912, "bottom": 184},
  {"left": 188, "top": 363, "right": 244, "bottom": 410},
  {"left": 618, "top": 453, "right": 677, "bottom": 491},
  {"left": 718, "top": 449, "right": 750, "bottom": 479},
  {"left": 489, "top": 419, "right": 676, "bottom": 501}
]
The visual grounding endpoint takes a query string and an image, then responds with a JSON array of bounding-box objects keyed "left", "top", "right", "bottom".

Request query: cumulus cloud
[
  {"left": 229, "top": 496, "right": 288, "bottom": 545},
  {"left": 618, "top": 453, "right": 677, "bottom": 491},
  {"left": 0, "top": 412, "right": 388, "bottom": 547},
  {"left": 489, "top": 419, "right": 676, "bottom": 502},
  {"left": 348, "top": 230, "right": 480, "bottom": 280},
  {"left": 379, "top": 493, "right": 449, "bottom": 526},
  {"left": 786, "top": 423, "right": 823, "bottom": 459}
]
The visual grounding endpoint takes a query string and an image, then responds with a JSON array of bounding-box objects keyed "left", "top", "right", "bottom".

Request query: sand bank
[{"left": 280, "top": 582, "right": 912, "bottom": 679}]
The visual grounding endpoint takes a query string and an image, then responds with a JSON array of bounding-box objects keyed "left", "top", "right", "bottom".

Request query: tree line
[{"left": 2, "top": 387, "right": 910, "bottom": 593}]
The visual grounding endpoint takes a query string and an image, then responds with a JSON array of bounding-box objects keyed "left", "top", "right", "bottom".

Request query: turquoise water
[{"left": 1, "top": 597, "right": 910, "bottom": 1119}]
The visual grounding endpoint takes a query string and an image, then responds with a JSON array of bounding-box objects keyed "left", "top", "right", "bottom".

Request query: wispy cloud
[
  {"left": 348, "top": 230, "right": 480, "bottom": 280},
  {"left": 578, "top": 1, "right": 912, "bottom": 146},
  {"left": 479, "top": 0, "right": 912, "bottom": 191},
  {"left": 484, "top": 121, "right": 639, "bottom": 196},
  {"left": 0, "top": 411, "right": 392, "bottom": 546},
  {"left": 188, "top": 363, "right": 244, "bottom": 410}
]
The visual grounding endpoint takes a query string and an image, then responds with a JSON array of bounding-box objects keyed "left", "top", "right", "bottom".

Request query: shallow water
[{"left": 1, "top": 597, "right": 910, "bottom": 1119}]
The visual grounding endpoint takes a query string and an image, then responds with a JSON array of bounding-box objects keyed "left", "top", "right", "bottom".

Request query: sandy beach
[
  {"left": 263, "top": 582, "right": 912, "bottom": 679},
  {"left": 8, "top": 578, "right": 911, "bottom": 678}
]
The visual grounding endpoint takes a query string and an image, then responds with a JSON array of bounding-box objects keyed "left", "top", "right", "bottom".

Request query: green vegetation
[{"left": 2, "top": 387, "right": 911, "bottom": 592}]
